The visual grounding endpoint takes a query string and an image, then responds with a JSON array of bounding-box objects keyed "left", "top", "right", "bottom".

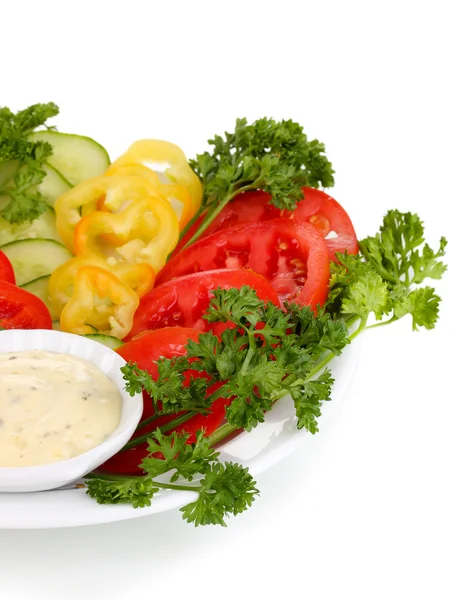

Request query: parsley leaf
[
  {"left": 86, "top": 429, "right": 259, "bottom": 527},
  {"left": 0, "top": 102, "right": 59, "bottom": 224},
  {"left": 359, "top": 210, "right": 447, "bottom": 288},
  {"left": 141, "top": 430, "right": 220, "bottom": 482},
  {"left": 328, "top": 210, "right": 446, "bottom": 331},
  {"left": 85, "top": 476, "right": 159, "bottom": 509},
  {"left": 291, "top": 369, "right": 334, "bottom": 434},
  {"left": 393, "top": 286, "right": 441, "bottom": 331},
  {"left": 181, "top": 462, "right": 259, "bottom": 527},
  {"left": 121, "top": 359, "right": 212, "bottom": 414},
  {"left": 184, "top": 118, "right": 334, "bottom": 246}
]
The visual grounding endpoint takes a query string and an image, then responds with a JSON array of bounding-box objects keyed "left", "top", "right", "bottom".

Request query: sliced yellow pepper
[
  {"left": 104, "top": 163, "right": 162, "bottom": 190},
  {"left": 60, "top": 266, "right": 139, "bottom": 339},
  {"left": 104, "top": 163, "right": 196, "bottom": 229},
  {"left": 49, "top": 255, "right": 155, "bottom": 317},
  {"left": 73, "top": 196, "right": 179, "bottom": 272},
  {"left": 110, "top": 140, "right": 202, "bottom": 223},
  {"left": 55, "top": 174, "right": 161, "bottom": 252}
]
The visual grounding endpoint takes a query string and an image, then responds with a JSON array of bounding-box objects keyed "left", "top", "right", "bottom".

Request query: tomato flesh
[
  {"left": 127, "top": 268, "right": 280, "bottom": 341},
  {"left": 175, "top": 188, "right": 358, "bottom": 262},
  {"left": 0, "top": 250, "right": 15, "bottom": 285},
  {"left": 0, "top": 281, "right": 52, "bottom": 330},
  {"left": 157, "top": 219, "right": 330, "bottom": 310},
  {"left": 99, "top": 327, "right": 229, "bottom": 475}
]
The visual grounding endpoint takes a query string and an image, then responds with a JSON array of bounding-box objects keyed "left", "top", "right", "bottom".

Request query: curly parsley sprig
[
  {"left": 329, "top": 209, "right": 447, "bottom": 331},
  {"left": 0, "top": 102, "right": 59, "bottom": 224},
  {"left": 183, "top": 117, "right": 335, "bottom": 247},
  {"left": 87, "top": 430, "right": 258, "bottom": 527}
]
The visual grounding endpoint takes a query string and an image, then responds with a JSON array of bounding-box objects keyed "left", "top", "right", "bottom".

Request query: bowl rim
[{"left": 0, "top": 328, "right": 143, "bottom": 478}]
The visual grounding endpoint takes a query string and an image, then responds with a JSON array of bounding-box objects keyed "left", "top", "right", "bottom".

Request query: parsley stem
[
  {"left": 208, "top": 315, "right": 365, "bottom": 446},
  {"left": 177, "top": 203, "right": 207, "bottom": 241},
  {"left": 86, "top": 472, "right": 198, "bottom": 493},
  {"left": 152, "top": 482, "right": 199, "bottom": 493},
  {"left": 182, "top": 183, "right": 258, "bottom": 249},
  {"left": 366, "top": 316, "right": 399, "bottom": 329},
  {"left": 136, "top": 414, "right": 166, "bottom": 431},
  {"left": 122, "top": 385, "right": 229, "bottom": 450},
  {"left": 208, "top": 422, "right": 237, "bottom": 446},
  {"left": 121, "top": 411, "right": 198, "bottom": 451}
]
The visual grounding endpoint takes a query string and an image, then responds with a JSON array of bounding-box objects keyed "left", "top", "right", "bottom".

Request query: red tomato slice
[
  {"left": 117, "top": 326, "right": 201, "bottom": 421},
  {"left": 0, "top": 281, "right": 52, "bottom": 330},
  {"left": 99, "top": 327, "right": 229, "bottom": 475},
  {"left": 0, "top": 250, "right": 15, "bottom": 285},
  {"left": 127, "top": 268, "right": 280, "bottom": 341},
  {"left": 175, "top": 188, "right": 358, "bottom": 262},
  {"left": 157, "top": 219, "right": 330, "bottom": 310},
  {"left": 99, "top": 390, "right": 229, "bottom": 476},
  {"left": 293, "top": 188, "right": 358, "bottom": 261}
]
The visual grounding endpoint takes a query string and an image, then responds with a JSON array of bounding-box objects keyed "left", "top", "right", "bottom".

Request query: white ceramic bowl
[{"left": 0, "top": 329, "right": 143, "bottom": 493}]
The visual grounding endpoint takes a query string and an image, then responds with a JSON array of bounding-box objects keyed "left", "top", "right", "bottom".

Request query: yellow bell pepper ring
[
  {"left": 104, "top": 163, "right": 196, "bottom": 230},
  {"left": 60, "top": 266, "right": 139, "bottom": 339},
  {"left": 73, "top": 196, "right": 179, "bottom": 272},
  {"left": 54, "top": 174, "right": 161, "bottom": 252},
  {"left": 48, "top": 256, "right": 155, "bottom": 317},
  {"left": 110, "top": 140, "right": 202, "bottom": 218},
  {"left": 113, "top": 262, "right": 155, "bottom": 298},
  {"left": 105, "top": 163, "right": 162, "bottom": 190}
]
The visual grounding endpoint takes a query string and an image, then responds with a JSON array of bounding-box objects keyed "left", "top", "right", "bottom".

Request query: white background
[{"left": 0, "top": 1, "right": 472, "bottom": 599}]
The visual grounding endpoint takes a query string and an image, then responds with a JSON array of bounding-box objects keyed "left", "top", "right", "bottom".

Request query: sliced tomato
[
  {"left": 293, "top": 188, "right": 358, "bottom": 261},
  {"left": 157, "top": 219, "right": 330, "bottom": 309},
  {"left": 0, "top": 250, "right": 15, "bottom": 285},
  {"left": 99, "top": 390, "right": 229, "bottom": 475},
  {"left": 174, "top": 188, "right": 358, "bottom": 262},
  {"left": 117, "top": 326, "right": 201, "bottom": 421},
  {"left": 0, "top": 281, "right": 52, "bottom": 330},
  {"left": 99, "top": 327, "right": 229, "bottom": 474},
  {"left": 127, "top": 268, "right": 280, "bottom": 341}
]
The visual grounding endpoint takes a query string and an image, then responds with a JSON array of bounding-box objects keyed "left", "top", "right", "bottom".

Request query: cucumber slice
[
  {"left": 29, "top": 131, "right": 110, "bottom": 186},
  {"left": 84, "top": 334, "right": 124, "bottom": 350},
  {"left": 0, "top": 160, "right": 18, "bottom": 188},
  {"left": 0, "top": 239, "right": 72, "bottom": 286},
  {"left": 21, "top": 275, "right": 60, "bottom": 321},
  {"left": 38, "top": 164, "right": 72, "bottom": 207},
  {"left": 0, "top": 206, "right": 61, "bottom": 246}
]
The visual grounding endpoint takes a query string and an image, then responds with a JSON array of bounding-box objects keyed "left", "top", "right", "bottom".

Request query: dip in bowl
[{"left": 0, "top": 329, "right": 143, "bottom": 492}]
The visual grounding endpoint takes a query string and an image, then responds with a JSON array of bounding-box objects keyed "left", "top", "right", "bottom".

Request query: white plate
[{"left": 0, "top": 341, "right": 359, "bottom": 529}]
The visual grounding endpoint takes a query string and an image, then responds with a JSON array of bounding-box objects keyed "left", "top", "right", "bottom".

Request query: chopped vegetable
[
  {"left": 183, "top": 117, "right": 335, "bottom": 247},
  {"left": 157, "top": 219, "right": 331, "bottom": 309},
  {"left": 48, "top": 255, "right": 154, "bottom": 317},
  {"left": 0, "top": 250, "right": 15, "bottom": 284},
  {"left": 0, "top": 280, "right": 52, "bottom": 330},
  {"left": 59, "top": 265, "right": 139, "bottom": 338},
  {"left": 105, "top": 162, "right": 197, "bottom": 230},
  {"left": 175, "top": 188, "right": 358, "bottom": 262},
  {"left": 54, "top": 173, "right": 161, "bottom": 251},
  {"left": 73, "top": 196, "right": 179, "bottom": 272},
  {"left": 111, "top": 139, "right": 202, "bottom": 220},
  {"left": 0, "top": 238, "right": 72, "bottom": 287},
  {"left": 0, "top": 205, "right": 61, "bottom": 246},
  {"left": 28, "top": 130, "right": 110, "bottom": 186},
  {"left": 0, "top": 102, "right": 59, "bottom": 224},
  {"left": 127, "top": 268, "right": 280, "bottom": 340}
]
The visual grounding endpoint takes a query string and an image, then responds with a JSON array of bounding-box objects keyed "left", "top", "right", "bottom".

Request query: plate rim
[{"left": 0, "top": 340, "right": 360, "bottom": 529}]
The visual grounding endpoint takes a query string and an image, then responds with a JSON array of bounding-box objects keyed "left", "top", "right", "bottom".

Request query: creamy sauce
[{"left": 0, "top": 350, "right": 122, "bottom": 468}]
